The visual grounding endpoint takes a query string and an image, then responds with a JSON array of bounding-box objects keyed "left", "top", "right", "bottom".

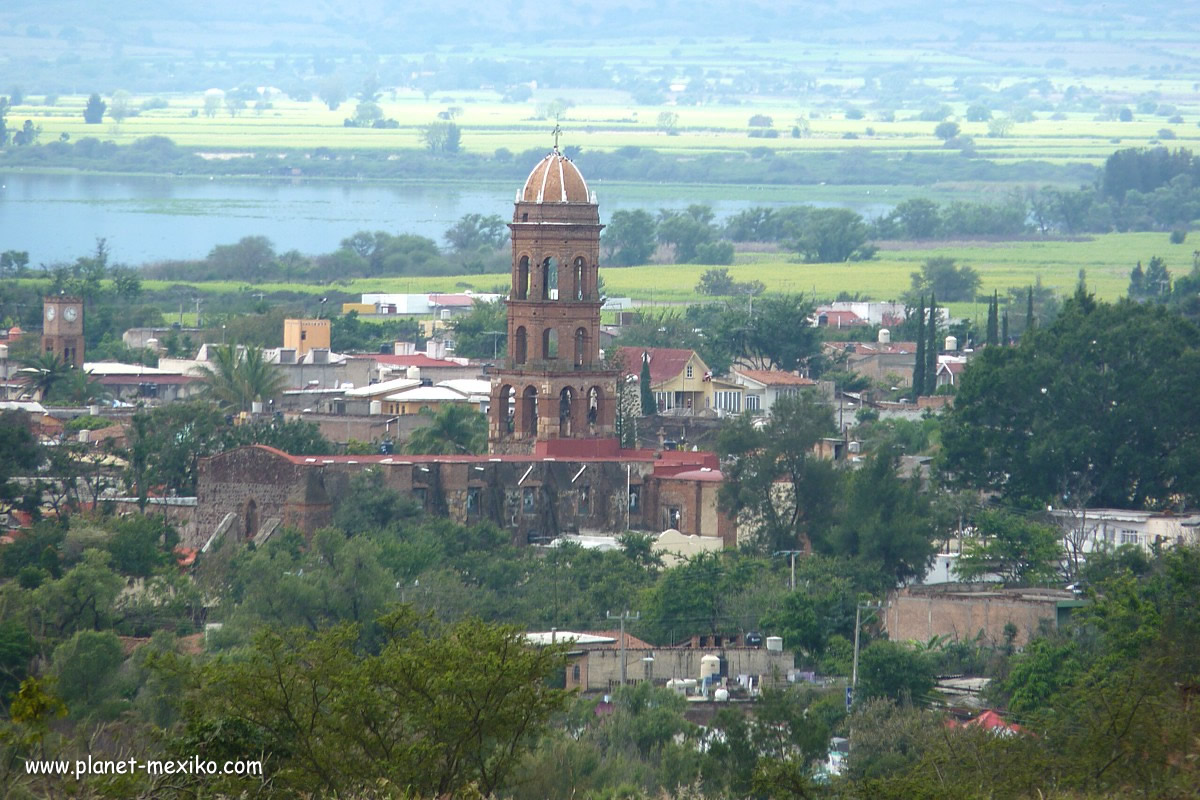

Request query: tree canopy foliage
[{"left": 941, "top": 290, "right": 1200, "bottom": 509}]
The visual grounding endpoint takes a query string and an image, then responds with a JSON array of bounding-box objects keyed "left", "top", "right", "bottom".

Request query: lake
[{"left": 0, "top": 172, "right": 899, "bottom": 266}]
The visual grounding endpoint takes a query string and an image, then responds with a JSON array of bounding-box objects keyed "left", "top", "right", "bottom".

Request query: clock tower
[{"left": 42, "top": 296, "right": 84, "bottom": 368}]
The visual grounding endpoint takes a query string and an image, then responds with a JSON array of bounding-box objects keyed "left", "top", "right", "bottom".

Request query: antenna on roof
[{"left": 552, "top": 123, "right": 562, "bottom": 152}]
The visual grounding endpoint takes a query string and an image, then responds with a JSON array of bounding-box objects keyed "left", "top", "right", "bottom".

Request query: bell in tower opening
[{"left": 488, "top": 145, "right": 619, "bottom": 454}]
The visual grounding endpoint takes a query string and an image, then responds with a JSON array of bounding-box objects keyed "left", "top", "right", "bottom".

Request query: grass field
[
  {"left": 11, "top": 88, "right": 1200, "bottom": 165},
  {"left": 131, "top": 232, "right": 1191, "bottom": 316}
]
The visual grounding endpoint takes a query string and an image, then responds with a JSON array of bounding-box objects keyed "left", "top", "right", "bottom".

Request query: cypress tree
[
  {"left": 639, "top": 352, "right": 657, "bottom": 415},
  {"left": 926, "top": 291, "right": 938, "bottom": 396},
  {"left": 1026, "top": 286, "right": 1035, "bottom": 334},
  {"left": 1001, "top": 310, "right": 1009, "bottom": 345},
  {"left": 986, "top": 291, "right": 999, "bottom": 346},
  {"left": 912, "top": 295, "right": 926, "bottom": 399}
]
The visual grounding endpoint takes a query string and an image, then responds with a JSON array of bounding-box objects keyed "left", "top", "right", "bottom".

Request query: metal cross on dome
[{"left": 552, "top": 123, "right": 562, "bottom": 150}]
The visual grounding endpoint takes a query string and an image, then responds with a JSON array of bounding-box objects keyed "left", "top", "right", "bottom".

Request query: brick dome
[{"left": 520, "top": 149, "right": 591, "bottom": 204}]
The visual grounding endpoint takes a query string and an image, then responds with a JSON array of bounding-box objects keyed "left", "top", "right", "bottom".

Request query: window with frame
[
  {"left": 746, "top": 395, "right": 761, "bottom": 411},
  {"left": 1120, "top": 529, "right": 1140, "bottom": 545},
  {"left": 686, "top": 365, "right": 694, "bottom": 379}
]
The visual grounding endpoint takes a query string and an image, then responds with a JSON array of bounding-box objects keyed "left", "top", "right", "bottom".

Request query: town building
[
  {"left": 729, "top": 368, "right": 818, "bottom": 415},
  {"left": 615, "top": 347, "right": 726, "bottom": 415},
  {"left": 283, "top": 318, "right": 331, "bottom": 357},
  {"left": 884, "top": 584, "right": 1084, "bottom": 648}
]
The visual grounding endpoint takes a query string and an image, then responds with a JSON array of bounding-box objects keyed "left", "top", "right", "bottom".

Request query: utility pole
[
  {"left": 607, "top": 609, "right": 640, "bottom": 686},
  {"left": 850, "top": 600, "right": 882, "bottom": 706},
  {"left": 774, "top": 550, "right": 803, "bottom": 591}
]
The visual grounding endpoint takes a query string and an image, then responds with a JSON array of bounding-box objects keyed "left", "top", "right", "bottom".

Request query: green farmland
[{"left": 135, "top": 232, "right": 1187, "bottom": 313}]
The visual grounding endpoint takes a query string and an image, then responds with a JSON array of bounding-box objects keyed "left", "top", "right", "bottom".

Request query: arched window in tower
[
  {"left": 573, "top": 257, "right": 587, "bottom": 301},
  {"left": 559, "top": 387, "right": 575, "bottom": 437},
  {"left": 574, "top": 327, "right": 587, "bottom": 368},
  {"left": 542, "top": 327, "right": 558, "bottom": 359},
  {"left": 515, "top": 256, "right": 530, "bottom": 300},
  {"left": 244, "top": 498, "right": 258, "bottom": 540},
  {"left": 498, "top": 384, "right": 515, "bottom": 434},
  {"left": 520, "top": 386, "right": 539, "bottom": 437},
  {"left": 541, "top": 257, "right": 558, "bottom": 300},
  {"left": 514, "top": 326, "right": 527, "bottom": 365},
  {"left": 587, "top": 386, "right": 602, "bottom": 429}
]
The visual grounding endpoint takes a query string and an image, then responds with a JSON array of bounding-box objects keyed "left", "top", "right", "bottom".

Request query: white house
[{"left": 730, "top": 368, "right": 818, "bottom": 415}]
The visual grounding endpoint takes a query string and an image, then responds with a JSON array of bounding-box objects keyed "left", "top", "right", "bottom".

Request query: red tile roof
[
  {"left": 581, "top": 630, "right": 655, "bottom": 650},
  {"left": 734, "top": 368, "right": 816, "bottom": 387},
  {"left": 816, "top": 309, "right": 867, "bottom": 327},
  {"left": 615, "top": 347, "right": 697, "bottom": 385}
]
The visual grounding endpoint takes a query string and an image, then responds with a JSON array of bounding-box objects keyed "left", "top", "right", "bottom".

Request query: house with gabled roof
[
  {"left": 730, "top": 367, "right": 818, "bottom": 415},
  {"left": 615, "top": 346, "right": 737, "bottom": 415}
]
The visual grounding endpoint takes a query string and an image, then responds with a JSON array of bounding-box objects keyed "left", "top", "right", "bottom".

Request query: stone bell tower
[{"left": 488, "top": 147, "right": 618, "bottom": 454}]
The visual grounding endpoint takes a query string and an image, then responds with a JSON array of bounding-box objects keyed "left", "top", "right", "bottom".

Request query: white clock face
[
  {"left": 64, "top": 307, "right": 78, "bottom": 322},
  {"left": 45, "top": 306, "right": 56, "bottom": 321}
]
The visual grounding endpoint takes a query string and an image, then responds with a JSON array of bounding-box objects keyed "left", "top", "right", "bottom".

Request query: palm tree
[
  {"left": 54, "top": 368, "right": 110, "bottom": 405},
  {"left": 196, "top": 343, "right": 287, "bottom": 411},
  {"left": 404, "top": 403, "right": 487, "bottom": 455},
  {"left": 18, "top": 352, "right": 71, "bottom": 400}
]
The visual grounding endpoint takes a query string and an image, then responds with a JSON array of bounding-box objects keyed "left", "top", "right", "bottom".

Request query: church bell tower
[{"left": 488, "top": 147, "right": 618, "bottom": 453}]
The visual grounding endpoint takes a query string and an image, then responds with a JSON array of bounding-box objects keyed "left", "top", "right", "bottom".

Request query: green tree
[
  {"left": 32, "top": 549, "right": 124, "bottom": 637},
  {"left": 934, "top": 120, "right": 960, "bottom": 141},
  {"left": 885, "top": 198, "right": 942, "bottom": 239},
  {"left": 908, "top": 256, "right": 981, "bottom": 303},
  {"left": 711, "top": 293, "right": 820, "bottom": 373},
  {"left": 183, "top": 610, "right": 569, "bottom": 798},
  {"left": 639, "top": 352, "right": 657, "bottom": 415},
  {"left": 831, "top": 449, "right": 936, "bottom": 586},
  {"left": 443, "top": 213, "right": 508, "bottom": 254},
  {"left": 0, "top": 411, "right": 42, "bottom": 514},
  {"left": 912, "top": 295, "right": 926, "bottom": 399},
  {"left": 986, "top": 290, "right": 999, "bottom": 346},
  {"left": 955, "top": 510, "right": 1064, "bottom": 584},
  {"left": 924, "top": 292, "right": 937, "bottom": 396},
  {"left": 83, "top": 93, "right": 105, "bottom": 124},
  {"left": 404, "top": 404, "right": 487, "bottom": 455},
  {"left": 108, "top": 90, "right": 131, "bottom": 123},
  {"left": 50, "top": 630, "right": 123, "bottom": 713},
  {"left": 17, "top": 352, "right": 72, "bottom": 401},
  {"left": 856, "top": 640, "right": 936, "bottom": 704},
  {"left": 422, "top": 121, "right": 461, "bottom": 154},
  {"left": 195, "top": 343, "right": 287, "bottom": 411},
  {"left": 793, "top": 208, "right": 870, "bottom": 262},
  {"left": 602, "top": 209, "right": 658, "bottom": 266},
  {"left": 451, "top": 299, "right": 507, "bottom": 359},
  {"left": 718, "top": 393, "right": 838, "bottom": 553},
  {"left": 941, "top": 292, "right": 1200, "bottom": 508}
]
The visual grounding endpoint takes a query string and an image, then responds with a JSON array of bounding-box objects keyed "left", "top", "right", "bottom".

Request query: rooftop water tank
[
  {"left": 878, "top": 328, "right": 891, "bottom": 344},
  {"left": 700, "top": 654, "right": 721, "bottom": 683},
  {"left": 945, "top": 335, "right": 958, "bottom": 352},
  {"left": 370, "top": 400, "right": 383, "bottom": 415},
  {"left": 406, "top": 366, "right": 421, "bottom": 381},
  {"left": 766, "top": 636, "right": 783, "bottom": 652},
  {"left": 714, "top": 688, "right": 730, "bottom": 702}
]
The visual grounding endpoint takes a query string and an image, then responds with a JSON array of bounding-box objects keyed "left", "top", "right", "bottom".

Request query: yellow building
[
  {"left": 283, "top": 319, "right": 331, "bottom": 357},
  {"left": 616, "top": 347, "right": 742, "bottom": 414}
]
